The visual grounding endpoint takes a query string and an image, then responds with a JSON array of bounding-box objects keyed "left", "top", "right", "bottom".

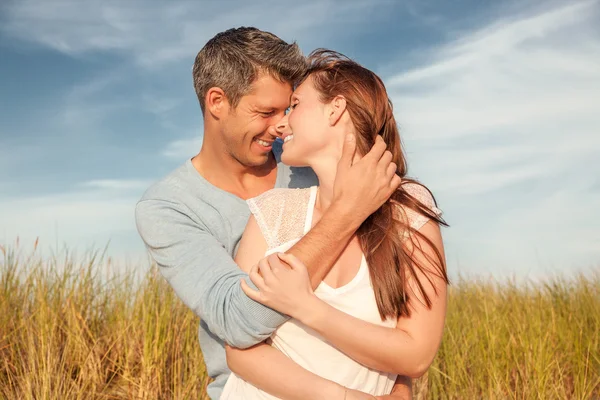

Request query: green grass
[{"left": 1, "top": 242, "right": 598, "bottom": 399}]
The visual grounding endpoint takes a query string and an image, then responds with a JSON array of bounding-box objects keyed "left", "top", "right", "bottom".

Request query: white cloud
[
  {"left": 3, "top": 0, "right": 598, "bottom": 278},
  {"left": 2, "top": 0, "right": 393, "bottom": 68},
  {"left": 162, "top": 136, "right": 203, "bottom": 159},
  {"left": 386, "top": 0, "right": 600, "bottom": 191},
  {"left": 81, "top": 179, "right": 150, "bottom": 191},
  {"left": 0, "top": 183, "right": 148, "bottom": 266},
  {"left": 384, "top": 1, "right": 600, "bottom": 276},
  {"left": 389, "top": 1, "right": 600, "bottom": 138}
]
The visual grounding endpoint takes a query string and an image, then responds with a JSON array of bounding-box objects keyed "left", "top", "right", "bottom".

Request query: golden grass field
[{"left": 1, "top": 242, "right": 598, "bottom": 399}]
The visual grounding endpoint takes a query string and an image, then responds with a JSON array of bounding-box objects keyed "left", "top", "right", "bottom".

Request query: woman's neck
[{"left": 310, "top": 158, "right": 339, "bottom": 213}]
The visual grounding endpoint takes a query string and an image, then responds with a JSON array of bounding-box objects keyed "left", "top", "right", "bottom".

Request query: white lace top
[{"left": 221, "top": 183, "right": 441, "bottom": 399}]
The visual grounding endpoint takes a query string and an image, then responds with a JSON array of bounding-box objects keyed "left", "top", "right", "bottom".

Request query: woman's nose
[{"left": 275, "top": 114, "right": 290, "bottom": 136}]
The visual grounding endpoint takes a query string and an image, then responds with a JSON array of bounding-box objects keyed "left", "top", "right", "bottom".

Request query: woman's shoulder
[
  {"left": 397, "top": 182, "right": 442, "bottom": 231},
  {"left": 246, "top": 187, "right": 314, "bottom": 249},
  {"left": 247, "top": 187, "right": 313, "bottom": 211},
  {"left": 401, "top": 182, "right": 436, "bottom": 208}
]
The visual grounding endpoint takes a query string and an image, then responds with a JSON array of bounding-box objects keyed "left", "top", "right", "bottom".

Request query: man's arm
[
  {"left": 296, "top": 221, "right": 447, "bottom": 378},
  {"left": 136, "top": 135, "right": 400, "bottom": 349},
  {"left": 240, "top": 134, "right": 400, "bottom": 290},
  {"left": 242, "top": 220, "right": 447, "bottom": 378},
  {"left": 290, "top": 135, "right": 401, "bottom": 288},
  {"left": 135, "top": 199, "right": 286, "bottom": 349},
  {"left": 134, "top": 193, "right": 373, "bottom": 349},
  {"left": 231, "top": 215, "right": 413, "bottom": 399}
]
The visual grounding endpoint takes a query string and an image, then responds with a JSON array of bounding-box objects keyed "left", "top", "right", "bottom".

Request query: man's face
[{"left": 221, "top": 74, "right": 292, "bottom": 167}]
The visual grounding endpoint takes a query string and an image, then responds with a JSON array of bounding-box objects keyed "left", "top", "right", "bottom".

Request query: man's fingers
[
  {"left": 386, "top": 162, "right": 397, "bottom": 179},
  {"left": 277, "top": 252, "right": 304, "bottom": 271},
  {"left": 338, "top": 133, "right": 357, "bottom": 171},
  {"left": 390, "top": 174, "right": 402, "bottom": 191},
  {"left": 378, "top": 150, "right": 393, "bottom": 170},
  {"left": 363, "top": 135, "right": 387, "bottom": 163}
]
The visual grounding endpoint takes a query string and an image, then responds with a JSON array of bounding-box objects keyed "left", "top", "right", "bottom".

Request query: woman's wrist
[
  {"left": 313, "top": 380, "right": 346, "bottom": 399},
  {"left": 296, "top": 294, "right": 328, "bottom": 328}
]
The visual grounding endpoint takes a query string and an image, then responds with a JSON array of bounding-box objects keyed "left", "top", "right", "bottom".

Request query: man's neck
[{"left": 192, "top": 140, "right": 278, "bottom": 200}]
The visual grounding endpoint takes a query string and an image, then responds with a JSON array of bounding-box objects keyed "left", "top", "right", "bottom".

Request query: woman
[{"left": 221, "top": 50, "right": 448, "bottom": 399}]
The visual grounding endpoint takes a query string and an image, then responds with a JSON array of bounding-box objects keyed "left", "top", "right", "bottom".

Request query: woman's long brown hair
[{"left": 303, "top": 49, "right": 449, "bottom": 320}]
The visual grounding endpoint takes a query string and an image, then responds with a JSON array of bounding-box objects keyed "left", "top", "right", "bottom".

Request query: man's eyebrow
[{"left": 253, "top": 103, "right": 275, "bottom": 111}]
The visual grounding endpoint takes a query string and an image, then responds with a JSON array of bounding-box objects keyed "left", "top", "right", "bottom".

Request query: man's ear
[
  {"left": 205, "top": 87, "right": 229, "bottom": 118},
  {"left": 328, "top": 95, "right": 347, "bottom": 126}
]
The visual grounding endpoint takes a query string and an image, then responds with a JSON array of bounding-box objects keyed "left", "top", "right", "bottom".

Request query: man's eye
[{"left": 260, "top": 111, "right": 275, "bottom": 117}]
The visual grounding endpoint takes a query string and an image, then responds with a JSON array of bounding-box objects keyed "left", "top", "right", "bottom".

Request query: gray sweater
[{"left": 135, "top": 143, "right": 317, "bottom": 399}]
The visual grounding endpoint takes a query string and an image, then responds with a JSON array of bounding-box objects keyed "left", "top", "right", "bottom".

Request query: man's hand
[{"left": 332, "top": 134, "right": 401, "bottom": 227}]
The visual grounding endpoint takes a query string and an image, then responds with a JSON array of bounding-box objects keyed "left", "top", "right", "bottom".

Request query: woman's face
[{"left": 277, "top": 76, "right": 338, "bottom": 167}]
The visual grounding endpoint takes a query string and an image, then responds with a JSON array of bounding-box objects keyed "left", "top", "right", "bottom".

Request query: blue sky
[{"left": 1, "top": 0, "right": 599, "bottom": 279}]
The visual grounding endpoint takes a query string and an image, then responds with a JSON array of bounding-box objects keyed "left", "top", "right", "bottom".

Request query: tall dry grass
[
  {"left": 0, "top": 242, "right": 208, "bottom": 399},
  {"left": 1, "top": 242, "right": 599, "bottom": 399},
  {"left": 416, "top": 274, "right": 600, "bottom": 399}
]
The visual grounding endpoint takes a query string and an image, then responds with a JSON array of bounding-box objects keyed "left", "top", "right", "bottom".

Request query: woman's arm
[
  {"left": 232, "top": 216, "right": 343, "bottom": 398},
  {"left": 242, "top": 220, "right": 447, "bottom": 379},
  {"left": 226, "top": 342, "right": 346, "bottom": 399},
  {"left": 232, "top": 215, "right": 395, "bottom": 399}
]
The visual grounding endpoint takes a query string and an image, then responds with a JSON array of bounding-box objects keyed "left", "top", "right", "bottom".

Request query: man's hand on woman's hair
[{"left": 332, "top": 134, "right": 401, "bottom": 227}]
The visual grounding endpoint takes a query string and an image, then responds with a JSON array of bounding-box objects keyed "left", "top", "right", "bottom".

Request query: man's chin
[{"left": 244, "top": 153, "right": 272, "bottom": 168}]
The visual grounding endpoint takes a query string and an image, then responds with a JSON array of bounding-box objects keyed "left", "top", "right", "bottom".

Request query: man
[{"left": 135, "top": 27, "right": 409, "bottom": 399}]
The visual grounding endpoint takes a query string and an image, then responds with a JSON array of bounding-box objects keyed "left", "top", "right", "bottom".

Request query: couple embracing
[{"left": 136, "top": 27, "right": 448, "bottom": 400}]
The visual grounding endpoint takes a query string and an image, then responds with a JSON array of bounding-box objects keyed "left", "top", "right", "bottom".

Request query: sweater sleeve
[{"left": 135, "top": 198, "right": 289, "bottom": 349}]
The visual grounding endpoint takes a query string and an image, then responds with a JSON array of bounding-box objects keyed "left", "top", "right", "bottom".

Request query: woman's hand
[{"left": 241, "top": 252, "right": 319, "bottom": 319}]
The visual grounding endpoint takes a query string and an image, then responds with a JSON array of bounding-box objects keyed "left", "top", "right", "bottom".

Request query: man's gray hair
[{"left": 193, "top": 27, "right": 307, "bottom": 113}]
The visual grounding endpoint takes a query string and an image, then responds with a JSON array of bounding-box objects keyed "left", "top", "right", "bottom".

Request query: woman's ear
[
  {"left": 328, "top": 95, "right": 347, "bottom": 126},
  {"left": 205, "top": 87, "right": 229, "bottom": 118}
]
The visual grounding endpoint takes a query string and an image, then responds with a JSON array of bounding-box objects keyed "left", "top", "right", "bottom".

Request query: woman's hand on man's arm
[{"left": 242, "top": 220, "right": 447, "bottom": 378}]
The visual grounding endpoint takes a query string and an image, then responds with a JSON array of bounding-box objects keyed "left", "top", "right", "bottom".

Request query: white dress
[{"left": 221, "top": 183, "right": 441, "bottom": 399}]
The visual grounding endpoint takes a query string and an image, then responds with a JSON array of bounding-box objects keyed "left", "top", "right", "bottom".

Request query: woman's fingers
[
  {"left": 266, "top": 253, "right": 286, "bottom": 274},
  {"left": 277, "top": 252, "right": 305, "bottom": 272},
  {"left": 249, "top": 263, "right": 266, "bottom": 289},
  {"left": 257, "top": 257, "right": 277, "bottom": 283},
  {"left": 240, "top": 278, "right": 262, "bottom": 303}
]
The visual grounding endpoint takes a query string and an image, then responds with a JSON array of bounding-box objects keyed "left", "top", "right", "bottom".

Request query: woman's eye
[{"left": 285, "top": 103, "right": 298, "bottom": 115}]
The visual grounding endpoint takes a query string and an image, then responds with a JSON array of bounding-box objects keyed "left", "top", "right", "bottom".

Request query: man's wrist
[{"left": 325, "top": 200, "right": 365, "bottom": 234}]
